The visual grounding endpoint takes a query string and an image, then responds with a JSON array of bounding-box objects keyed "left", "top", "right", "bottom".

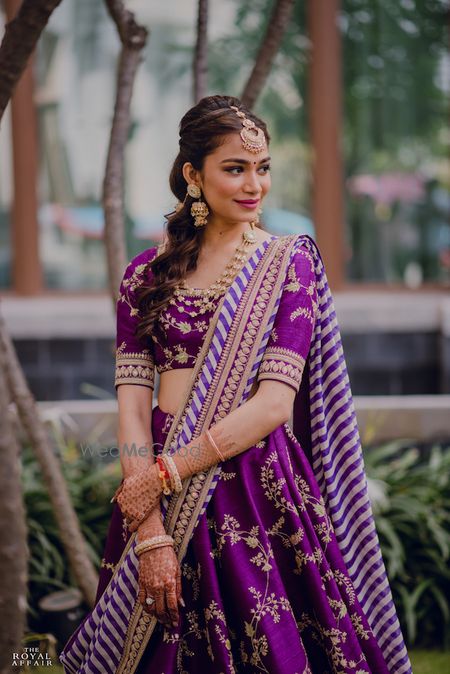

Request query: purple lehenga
[{"left": 60, "top": 234, "right": 412, "bottom": 674}]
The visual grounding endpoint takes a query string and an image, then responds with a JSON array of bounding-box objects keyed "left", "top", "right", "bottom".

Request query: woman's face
[{"left": 184, "top": 132, "right": 271, "bottom": 226}]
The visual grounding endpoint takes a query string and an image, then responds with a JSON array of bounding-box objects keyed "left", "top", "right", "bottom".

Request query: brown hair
[{"left": 135, "top": 94, "right": 270, "bottom": 343}]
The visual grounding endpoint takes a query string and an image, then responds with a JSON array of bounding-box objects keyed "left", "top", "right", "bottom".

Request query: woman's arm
[
  {"left": 172, "top": 378, "right": 295, "bottom": 479},
  {"left": 117, "top": 384, "right": 165, "bottom": 535},
  {"left": 115, "top": 379, "right": 298, "bottom": 531}
]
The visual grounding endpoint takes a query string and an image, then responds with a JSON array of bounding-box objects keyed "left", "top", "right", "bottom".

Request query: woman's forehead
[{"left": 207, "top": 133, "right": 268, "bottom": 162}]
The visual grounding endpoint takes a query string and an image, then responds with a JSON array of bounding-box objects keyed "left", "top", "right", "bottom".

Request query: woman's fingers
[
  {"left": 176, "top": 564, "right": 185, "bottom": 608},
  {"left": 137, "top": 585, "right": 146, "bottom": 606},
  {"left": 154, "top": 591, "right": 169, "bottom": 626},
  {"left": 166, "top": 586, "right": 179, "bottom": 627}
]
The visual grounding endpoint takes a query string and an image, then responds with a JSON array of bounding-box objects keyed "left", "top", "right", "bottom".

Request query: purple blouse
[{"left": 114, "top": 242, "right": 318, "bottom": 394}]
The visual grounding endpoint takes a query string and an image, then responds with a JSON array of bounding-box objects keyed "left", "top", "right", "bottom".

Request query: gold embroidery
[
  {"left": 115, "top": 341, "right": 155, "bottom": 389},
  {"left": 296, "top": 612, "right": 370, "bottom": 673},
  {"left": 119, "top": 263, "right": 149, "bottom": 314},
  {"left": 100, "top": 558, "right": 116, "bottom": 572},
  {"left": 219, "top": 470, "right": 237, "bottom": 481},
  {"left": 162, "top": 595, "right": 237, "bottom": 673},
  {"left": 257, "top": 347, "right": 306, "bottom": 391},
  {"left": 208, "top": 515, "right": 292, "bottom": 673}
]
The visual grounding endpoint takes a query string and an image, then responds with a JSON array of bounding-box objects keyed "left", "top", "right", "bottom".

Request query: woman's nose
[{"left": 243, "top": 171, "right": 261, "bottom": 193}]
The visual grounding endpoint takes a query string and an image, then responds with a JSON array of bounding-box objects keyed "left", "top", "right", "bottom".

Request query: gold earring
[
  {"left": 187, "top": 184, "right": 201, "bottom": 199},
  {"left": 186, "top": 184, "right": 208, "bottom": 227},
  {"left": 191, "top": 198, "right": 209, "bottom": 227},
  {"left": 251, "top": 207, "right": 262, "bottom": 226}
]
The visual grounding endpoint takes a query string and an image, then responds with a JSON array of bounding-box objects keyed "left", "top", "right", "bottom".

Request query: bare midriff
[{"left": 158, "top": 368, "right": 196, "bottom": 416}]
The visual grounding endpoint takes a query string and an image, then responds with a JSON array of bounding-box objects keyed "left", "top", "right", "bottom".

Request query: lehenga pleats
[{"left": 131, "top": 406, "right": 391, "bottom": 674}]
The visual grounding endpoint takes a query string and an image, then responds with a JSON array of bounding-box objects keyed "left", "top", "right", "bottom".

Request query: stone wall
[{"left": 3, "top": 293, "right": 449, "bottom": 401}]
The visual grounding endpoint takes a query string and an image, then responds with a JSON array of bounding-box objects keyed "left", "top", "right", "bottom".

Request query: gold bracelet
[
  {"left": 205, "top": 429, "right": 225, "bottom": 461},
  {"left": 135, "top": 534, "right": 174, "bottom": 556},
  {"left": 161, "top": 455, "right": 183, "bottom": 493}
]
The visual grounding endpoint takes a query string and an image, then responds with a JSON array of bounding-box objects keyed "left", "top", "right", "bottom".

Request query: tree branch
[
  {"left": 240, "top": 0, "right": 295, "bottom": 109},
  {"left": 0, "top": 312, "right": 99, "bottom": 607},
  {"left": 193, "top": 0, "right": 208, "bottom": 103},
  {"left": 0, "top": 0, "right": 63, "bottom": 122},
  {"left": 102, "top": 0, "right": 149, "bottom": 306},
  {"left": 0, "top": 345, "right": 27, "bottom": 669}
]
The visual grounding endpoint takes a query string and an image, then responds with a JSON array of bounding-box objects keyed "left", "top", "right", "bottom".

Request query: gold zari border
[
  {"left": 257, "top": 347, "right": 306, "bottom": 392},
  {"left": 115, "top": 352, "right": 155, "bottom": 390}
]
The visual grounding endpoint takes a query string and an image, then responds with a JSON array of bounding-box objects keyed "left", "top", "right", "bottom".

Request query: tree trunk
[
  {"left": 193, "top": 0, "right": 208, "bottom": 103},
  {"left": 0, "top": 313, "right": 99, "bottom": 608},
  {"left": 103, "top": 0, "right": 148, "bottom": 306},
  {"left": 0, "top": 349, "right": 28, "bottom": 674},
  {"left": 240, "top": 0, "right": 295, "bottom": 109},
  {"left": 0, "top": 0, "right": 63, "bottom": 122}
]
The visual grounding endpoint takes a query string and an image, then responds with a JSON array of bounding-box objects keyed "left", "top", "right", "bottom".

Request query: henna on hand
[
  {"left": 138, "top": 545, "right": 183, "bottom": 628},
  {"left": 115, "top": 464, "right": 163, "bottom": 530}
]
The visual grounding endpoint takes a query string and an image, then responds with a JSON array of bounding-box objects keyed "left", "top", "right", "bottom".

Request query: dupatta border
[{"left": 116, "top": 234, "right": 299, "bottom": 674}]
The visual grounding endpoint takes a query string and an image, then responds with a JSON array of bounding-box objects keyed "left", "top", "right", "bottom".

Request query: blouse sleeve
[
  {"left": 256, "top": 245, "right": 318, "bottom": 393},
  {"left": 114, "top": 254, "right": 156, "bottom": 391}
]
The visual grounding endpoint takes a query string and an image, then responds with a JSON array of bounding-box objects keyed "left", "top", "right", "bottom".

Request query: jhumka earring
[{"left": 187, "top": 183, "right": 209, "bottom": 228}]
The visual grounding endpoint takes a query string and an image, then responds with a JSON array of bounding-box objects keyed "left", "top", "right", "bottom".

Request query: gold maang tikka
[{"left": 229, "top": 105, "right": 267, "bottom": 154}]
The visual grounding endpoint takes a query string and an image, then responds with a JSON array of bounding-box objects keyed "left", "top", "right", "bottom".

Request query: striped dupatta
[{"left": 293, "top": 236, "right": 411, "bottom": 674}]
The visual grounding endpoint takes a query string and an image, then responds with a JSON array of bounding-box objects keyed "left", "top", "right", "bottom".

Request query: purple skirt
[{"left": 92, "top": 405, "right": 390, "bottom": 674}]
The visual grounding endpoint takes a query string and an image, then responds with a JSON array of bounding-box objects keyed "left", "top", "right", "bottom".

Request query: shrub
[{"left": 364, "top": 439, "right": 450, "bottom": 648}]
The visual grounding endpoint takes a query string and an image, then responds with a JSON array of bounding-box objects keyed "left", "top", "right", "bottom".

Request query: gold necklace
[{"left": 168, "top": 222, "right": 257, "bottom": 318}]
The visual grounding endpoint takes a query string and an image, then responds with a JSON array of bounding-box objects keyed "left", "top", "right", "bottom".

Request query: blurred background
[
  {"left": 1, "top": 0, "right": 449, "bottom": 402},
  {"left": 0, "top": 0, "right": 449, "bottom": 670}
]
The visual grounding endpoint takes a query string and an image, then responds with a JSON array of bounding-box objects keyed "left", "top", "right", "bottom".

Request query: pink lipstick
[{"left": 234, "top": 199, "right": 260, "bottom": 209}]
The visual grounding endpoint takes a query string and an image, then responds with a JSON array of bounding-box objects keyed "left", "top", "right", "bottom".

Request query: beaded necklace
[{"left": 168, "top": 223, "right": 257, "bottom": 319}]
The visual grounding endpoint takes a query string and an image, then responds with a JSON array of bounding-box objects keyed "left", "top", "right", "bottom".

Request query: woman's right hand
[
  {"left": 137, "top": 544, "right": 183, "bottom": 628},
  {"left": 114, "top": 464, "right": 163, "bottom": 531}
]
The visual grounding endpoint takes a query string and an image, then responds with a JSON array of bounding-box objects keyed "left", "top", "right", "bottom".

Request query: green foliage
[
  {"left": 364, "top": 440, "right": 450, "bottom": 648},
  {"left": 22, "top": 435, "right": 120, "bottom": 630},
  {"left": 410, "top": 649, "right": 450, "bottom": 674}
]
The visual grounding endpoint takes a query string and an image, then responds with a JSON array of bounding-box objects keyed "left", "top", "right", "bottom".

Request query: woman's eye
[{"left": 225, "top": 165, "right": 271, "bottom": 175}]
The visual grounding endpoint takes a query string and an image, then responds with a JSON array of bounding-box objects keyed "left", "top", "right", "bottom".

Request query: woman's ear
[{"left": 182, "top": 162, "right": 201, "bottom": 188}]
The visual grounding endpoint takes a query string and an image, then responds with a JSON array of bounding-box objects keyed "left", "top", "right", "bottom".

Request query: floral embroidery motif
[
  {"left": 296, "top": 612, "right": 370, "bottom": 673},
  {"left": 208, "top": 515, "right": 292, "bottom": 673},
  {"left": 152, "top": 299, "right": 217, "bottom": 374},
  {"left": 100, "top": 558, "right": 116, "bottom": 572},
  {"left": 119, "top": 263, "right": 148, "bottom": 315}
]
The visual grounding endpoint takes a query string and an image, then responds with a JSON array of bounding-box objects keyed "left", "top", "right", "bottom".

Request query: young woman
[{"left": 60, "top": 95, "right": 411, "bottom": 674}]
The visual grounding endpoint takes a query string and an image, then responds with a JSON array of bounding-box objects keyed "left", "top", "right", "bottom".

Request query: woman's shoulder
[
  {"left": 123, "top": 245, "right": 160, "bottom": 278},
  {"left": 286, "top": 234, "right": 316, "bottom": 273}
]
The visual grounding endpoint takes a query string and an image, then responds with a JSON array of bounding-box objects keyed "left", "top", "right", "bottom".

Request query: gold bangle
[
  {"left": 135, "top": 534, "right": 174, "bottom": 556},
  {"left": 205, "top": 429, "right": 225, "bottom": 462},
  {"left": 161, "top": 455, "right": 183, "bottom": 493}
]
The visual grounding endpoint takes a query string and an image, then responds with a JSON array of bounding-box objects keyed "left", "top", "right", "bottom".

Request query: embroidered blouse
[{"left": 114, "top": 241, "right": 318, "bottom": 394}]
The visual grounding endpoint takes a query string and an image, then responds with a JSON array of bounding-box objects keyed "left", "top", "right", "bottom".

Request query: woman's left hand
[{"left": 113, "top": 464, "right": 163, "bottom": 531}]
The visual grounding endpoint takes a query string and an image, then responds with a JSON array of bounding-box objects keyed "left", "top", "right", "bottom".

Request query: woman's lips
[{"left": 234, "top": 199, "right": 260, "bottom": 209}]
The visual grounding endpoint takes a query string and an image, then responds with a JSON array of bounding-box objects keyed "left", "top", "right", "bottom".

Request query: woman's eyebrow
[{"left": 220, "top": 156, "right": 271, "bottom": 164}]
